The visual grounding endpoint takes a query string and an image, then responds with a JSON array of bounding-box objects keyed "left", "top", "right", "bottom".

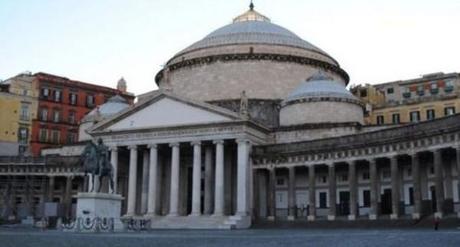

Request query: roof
[
  {"left": 81, "top": 95, "right": 130, "bottom": 122},
  {"left": 174, "top": 6, "right": 330, "bottom": 59},
  {"left": 283, "top": 71, "right": 359, "bottom": 104}
]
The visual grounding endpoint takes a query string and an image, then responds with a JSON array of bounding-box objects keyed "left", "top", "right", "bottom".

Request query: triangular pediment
[{"left": 92, "top": 91, "right": 240, "bottom": 132}]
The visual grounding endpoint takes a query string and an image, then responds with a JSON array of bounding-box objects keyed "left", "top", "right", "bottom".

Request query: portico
[{"left": 88, "top": 91, "right": 269, "bottom": 228}]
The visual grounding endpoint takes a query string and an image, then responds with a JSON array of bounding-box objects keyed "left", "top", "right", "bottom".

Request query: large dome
[
  {"left": 175, "top": 21, "right": 336, "bottom": 65},
  {"left": 155, "top": 4, "right": 349, "bottom": 102}
]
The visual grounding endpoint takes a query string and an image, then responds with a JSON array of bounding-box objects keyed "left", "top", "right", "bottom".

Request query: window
[
  {"left": 68, "top": 111, "right": 76, "bottom": 124},
  {"left": 69, "top": 93, "right": 78, "bottom": 105},
  {"left": 363, "top": 190, "right": 371, "bottom": 207},
  {"left": 392, "top": 114, "right": 400, "bottom": 124},
  {"left": 40, "top": 108, "right": 48, "bottom": 121},
  {"left": 360, "top": 89, "right": 367, "bottom": 97},
  {"left": 86, "top": 95, "right": 95, "bottom": 107},
  {"left": 67, "top": 132, "right": 77, "bottom": 144},
  {"left": 53, "top": 110, "right": 60, "bottom": 123},
  {"left": 387, "top": 88, "right": 394, "bottom": 94},
  {"left": 444, "top": 107, "right": 456, "bottom": 116},
  {"left": 445, "top": 80, "right": 454, "bottom": 93},
  {"left": 319, "top": 192, "right": 327, "bottom": 208},
  {"left": 410, "top": 111, "right": 420, "bottom": 123},
  {"left": 417, "top": 85, "right": 424, "bottom": 96},
  {"left": 426, "top": 109, "right": 435, "bottom": 120},
  {"left": 340, "top": 174, "right": 348, "bottom": 182},
  {"left": 54, "top": 90, "right": 62, "bottom": 102},
  {"left": 362, "top": 172, "right": 370, "bottom": 180},
  {"left": 20, "top": 104, "right": 29, "bottom": 121},
  {"left": 403, "top": 87, "right": 411, "bottom": 98},
  {"left": 18, "top": 128, "right": 28, "bottom": 144},
  {"left": 376, "top": 115, "right": 384, "bottom": 125},
  {"left": 276, "top": 178, "right": 285, "bottom": 186},
  {"left": 22, "top": 89, "right": 28, "bottom": 96},
  {"left": 51, "top": 130, "right": 60, "bottom": 144},
  {"left": 41, "top": 88, "right": 49, "bottom": 98},
  {"left": 320, "top": 176, "right": 327, "bottom": 184},
  {"left": 39, "top": 129, "right": 48, "bottom": 142}
]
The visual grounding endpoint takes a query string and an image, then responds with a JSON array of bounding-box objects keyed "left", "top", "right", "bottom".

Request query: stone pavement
[{"left": 0, "top": 228, "right": 459, "bottom": 247}]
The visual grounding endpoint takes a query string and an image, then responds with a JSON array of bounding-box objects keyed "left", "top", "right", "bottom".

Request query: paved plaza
[{"left": 0, "top": 228, "right": 459, "bottom": 247}]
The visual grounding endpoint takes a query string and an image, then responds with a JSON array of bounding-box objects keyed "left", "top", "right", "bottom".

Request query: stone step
[{"left": 148, "top": 216, "right": 236, "bottom": 230}]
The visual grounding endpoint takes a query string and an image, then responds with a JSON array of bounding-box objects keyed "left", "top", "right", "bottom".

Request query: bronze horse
[{"left": 81, "top": 139, "right": 114, "bottom": 193}]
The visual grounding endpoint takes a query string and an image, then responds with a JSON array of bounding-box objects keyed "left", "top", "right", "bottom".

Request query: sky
[{"left": 1, "top": 0, "right": 459, "bottom": 96}]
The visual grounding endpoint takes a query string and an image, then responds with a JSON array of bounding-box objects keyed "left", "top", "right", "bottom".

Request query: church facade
[{"left": 1, "top": 4, "right": 459, "bottom": 229}]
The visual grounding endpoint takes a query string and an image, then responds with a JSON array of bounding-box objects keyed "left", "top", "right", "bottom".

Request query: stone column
[
  {"left": 168, "top": 143, "right": 180, "bottom": 217},
  {"left": 390, "top": 156, "right": 400, "bottom": 219},
  {"left": 348, "top": 161, "right": 358, "bottom": 220},
  {"left": 308, "top": 165, "right": 316, "bottom": 221},
  {"left": 64, "top": 176, "right": 73, "bottom": 218},
  {"left": 412, "top": 153, "right": 422, "bottom": 219},
  {"left": 110, "top": 147, "right": 118, "bottom": 194},
  {"left": 328, "top": 164, "right": 336, "bottom": 221},
  {"left": 369, "top": 159, "right": 378, "bottom": 220},
  {"left": 204, "top": 146, "right": 214, "bottom": 215},
  {"left": 267, "top": 167, "right": 276, "bottom": 221},
  {"left": 190, "top": 141, "right": 202, "bottom": 216},
  {"left": 126, "top": 145, "right": 138, "bottom": 217},
  {"left": 433, "top": 149, "right": 444, "bottom": 218},
  {"left": 141, "top": 150, "right": 150, "bottom": 214},
  {"left": 48, "top": 176, "right": 55, "bottom": 202},
  {"left": 213, "top": 140, "right": 225, "bottom": 216},
  {"left": 146, "top": 144, "right": 158, "bottom": 217},
  {"left": 456, "top": 146, "right": 460, "bottom": 218},
  {"left": 287, "top": 166, "right": 296, "bottom": 221},
  {"left": 236, "top": 139, "right": 250, "bottom": 216}
]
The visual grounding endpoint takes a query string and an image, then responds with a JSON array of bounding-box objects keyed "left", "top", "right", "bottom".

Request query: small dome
[
  {"left": 82, "top": 95, "right": 129, "bottom": 123},
  {"left": 283, "top": 72, "right": 359, "bottom": 105}
]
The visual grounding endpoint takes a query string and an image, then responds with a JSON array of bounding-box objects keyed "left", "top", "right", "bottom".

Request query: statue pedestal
[{"left": 66, "top": 193, "right": 124, "bottom": 232}]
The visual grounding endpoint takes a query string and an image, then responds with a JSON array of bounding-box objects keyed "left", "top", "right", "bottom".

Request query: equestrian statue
[{"left": 80, "top": 138, "right": 115, "bottom": 193}]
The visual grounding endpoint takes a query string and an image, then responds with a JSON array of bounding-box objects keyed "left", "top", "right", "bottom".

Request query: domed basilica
[{"left": 84, "top": 4, "right": 460, "bottom": 229}]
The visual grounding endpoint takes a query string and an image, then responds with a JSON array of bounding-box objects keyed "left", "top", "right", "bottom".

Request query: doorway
[
  {"left": 338, "top": 191, "right": 350, "bottom": 216},
  {"left": 381, "top": 189, "right": 392, "bottom": 215}
]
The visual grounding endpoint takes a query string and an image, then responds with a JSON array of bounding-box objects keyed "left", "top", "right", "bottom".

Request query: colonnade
[
  {"left": 258, "top": 147, "right": 460, "bottom": 221},
  {"left": 110, "top": 139, "right": 251, "bottom": 218}
]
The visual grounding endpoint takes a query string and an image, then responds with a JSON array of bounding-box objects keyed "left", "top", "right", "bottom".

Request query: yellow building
[
  {"left": 0, "top": 73, "right": 38, "bottom": 155},
  {"left": 353, "top": 72, "right": 460, "bottom": 125}
]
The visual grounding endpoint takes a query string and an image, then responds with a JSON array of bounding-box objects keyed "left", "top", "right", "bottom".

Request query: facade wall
[
  {"left": 370, "top": 98, "right": 460, "bottom": 125},
  {"left": 280, "top": 101, "right": 364, "bottom": 126},
  {"left": 162, "top": 60, "right": 345, "bottom": 102},
  {"left": 30, "top": 73, "right": 135, "bottom": 156},
  {"left": 0, "top": 74, "right": 38, "bottom": 155},
  {"left": 0, "top": 93, "right": 21, "bottom": 143}
]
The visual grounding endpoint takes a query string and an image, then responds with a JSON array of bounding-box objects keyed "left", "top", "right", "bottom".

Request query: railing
[{"left": 0, "top": 156, "right": 45, "bottom": 164}]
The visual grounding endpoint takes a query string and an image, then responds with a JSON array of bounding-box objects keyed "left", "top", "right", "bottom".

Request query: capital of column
[
  {"left": 169, "top": 142, "right": 180, "bottom": 148},
  {"left": 236, "top": 138, "right": 251, "bottom": 145},
  {"left": 213, "top": 140, "right": 224, "bottom": 145},
  {"left": 109, "top": 146, "right": 118, "bottom": 152},
  {"left": 190, "top": 141, "right": 201, "bottom": 146},
  {"left": 326, "top": 162, "right": 335, "bottom": 168},
  {"left": 127, "top": 145, "right": 137, "bottom": 150},
  {"left": 147, "top": 143, "right": 158, "bottom": 149}
]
